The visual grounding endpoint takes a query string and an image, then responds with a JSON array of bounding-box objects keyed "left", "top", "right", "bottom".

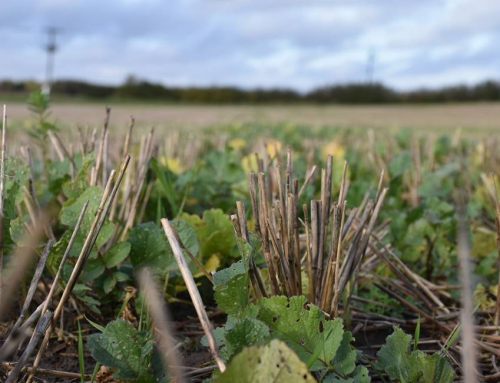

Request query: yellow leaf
[
  {"left": 323, "top": 141, "right": 346, "bottom": 161},
  {"left": 204, "top": 254, "right": 221, "bottom": 273},
  {"left": 228, "top": 138, "right": 246, "bottom": 151},
  {"left": 265, "top": 140, "right": 282, "bottom": 159},
  {"left": 242, "top": 154, "right": 259, "bottom": 173},
  {"left": 160, "top": 156, "right": 184, "bottom": 175}
]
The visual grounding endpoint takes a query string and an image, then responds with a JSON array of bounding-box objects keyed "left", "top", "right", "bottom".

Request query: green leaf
[
  {"left": 88, "top": 320, "right": 155, "bottom": 382},
  {"left": 103, "top": 276, "right": 117, "bottom": 295},
  {"left": 4, "top": 158, "right": 30, "bottom": 219},
  {"left": 208, "top": 316, "right": 270, "bottom": 361},
  {"left": 257, "top": 296, "right": 345, "bottom": 372},
  {"left": 182, "top": 209, "right": 237, "bottom": 261},
  {"left": 214, "top": 339, "right": 316, "bottom": 383},
  {"left": 172, "top": 219, "right": 199, "bottom": 256},
  {"left": 419, "top": 353, "right": 455, "bottom": 383},
  {"left": 333, "top": 332, "right": 357, "bottom": 376},
  {"left": 95, "top": 222, "right": 116, "bottom": 249},
  {"left": 46, "top": 230, "right": 71, "bottom": 275},
  {"left": 129, "top": 220, "right": 198, "bottom": 274},
  {"left": 377, "top": 327, "right": 420, "bottom": 382},
  {"left": 377, "top": 327, "right": 454, "bottom": 383},
  {"left": 114, "top": 271, "right": 130, "bottom": 282},
  {"left": 129, "top": 222, "right": 175, "bottom": 272},
  {"left": 325, "top": 366, "right": 371, "bottom": 383},
  {"left": 81, "top": 259, "right": 105, "bottom": 282},
  {"left": 104, "top": 242, "right": 131, "bottom": 268},
  {"left": 213, "top": 259, "right": 249, "bottom": 315},
  {"left": 60, "top": 186, "right": 102, "bottom": 231},
  {"left": 62, "top": 155, "right": 95, "bottom": 199}
]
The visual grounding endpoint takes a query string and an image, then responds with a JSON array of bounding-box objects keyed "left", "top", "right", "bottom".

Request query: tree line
[{"left": 1, "top": 78, "right": 500, "bottom": 104}]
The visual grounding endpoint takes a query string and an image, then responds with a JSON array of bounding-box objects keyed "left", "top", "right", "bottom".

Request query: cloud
[{"left": 0, "top": 0, "right": 498, "bottom": 90}]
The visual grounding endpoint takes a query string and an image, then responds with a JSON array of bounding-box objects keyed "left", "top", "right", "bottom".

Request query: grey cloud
[{"left": 0, "top": 0, "right": 498, "bottom": 90}]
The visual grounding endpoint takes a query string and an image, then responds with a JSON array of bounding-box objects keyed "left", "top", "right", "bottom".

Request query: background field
[{"left": 7, "top": 101, "right": 500, "bottom": 134}]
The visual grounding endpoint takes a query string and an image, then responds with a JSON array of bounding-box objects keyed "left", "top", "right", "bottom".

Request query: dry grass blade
[
  {"left": 5, "top": 310, "right": 52, "bottom": 383},
  {"left": 0, "top": 105, "right": 6, "bottom": 301},
  {"left": 491, "top": 178, "right": 500, "bottom": 329},
  {"left": 4, "top": 239, "right": 54, "bottom": 342},
  {"left": 457, "top": 206, "right": 479, "bottom": 383},
  {"left": 161, "top": 218, "right": 226, "bottom": 373},
  {"left": 1, "top": 363, "right": 91, "bottom": 380},
  {"left": 137, "top": 268, "right": 186, "bottom": 383},
  {"left": 0, "top": 303, "right": 43, "bottom": 362},
  {"left": 298, "top": 165, "right": 317, "bottom": 199},
  {"left": 0, "top": 219, "right": 46, "bottom": 321}
]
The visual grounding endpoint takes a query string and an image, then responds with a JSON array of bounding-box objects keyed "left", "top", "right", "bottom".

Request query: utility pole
[
  {"left": 366, "top": 49, "right": 376, "bottom": 84},
  {"left": 42, "top": 27, "right": 58, "bottom": 96}
]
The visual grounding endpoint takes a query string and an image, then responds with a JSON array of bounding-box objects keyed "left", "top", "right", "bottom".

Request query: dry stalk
[
  {"left": 137, "top": 268, "right": 186, "bottom": 383},
  {"left": 161, "top": 218, "right": 226, "bottom": 372},
  {"left": 4, "top": 240, "right": 54, "bottom": 342},
  {"left": 492, "top": 178, "right": 500, "bottom": 329},
  {"left": 237, "top": 150, "right": 386, "bottom": 317},
  {"left": 0, "top": 218, "right": 46, "bottom": 321},
  {"left": 5, "top": 310, "right": 52, "bottom": 383},
  {"left": 120, "top": 129, "right": 155, "bottom": 240},
  {"left": 457, "top": 209, "right": 479, "bottom": 383},
  {"left": 0, "top": 105, "right": 6, "bottom": 299}
]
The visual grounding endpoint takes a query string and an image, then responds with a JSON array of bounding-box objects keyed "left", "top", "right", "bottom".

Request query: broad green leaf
[
  {"left": 46, "top": 230, "right": 71, "bottom": 275},
  {"left": 182, "top": 209, "right": 237, "bottom": 261},
  {"left": 129, "top": 220, "right": 198, "bottom": 274},
  {"left": 96, "top": 222, "right": 116, "bottom": 249},
  {"left": 209, "top": 316, "right": 270, "bottom": 361},
  {"left": 103, "top": 276, "right": 117, "bottom": 295},
  {"left": 62, "top": 155, "right": 95, "bottom": 199},
  {"left": 324, "top": 366, "right": 370, "bottom": 383},
  {"left": 114, "top": 271, "right": 130, "bottom": 282},
  {"left": 200, "top": 209, "right": 236, "bottom": 257},
  {"left": 8, "top": 214, "right": 30, "bottom": 244},
  {"left": 104, "top": 242, "right": 131, "bottom": 268},
  {"left": 88, "top": 320, "right": 155, "bottom": 382},
  {"left": 377, "top": 327, "right": 420, "bottom": 382},
  {"left": 333, "top": 332, "right": 357, "bottom": 376},
  {"left": 419, "top": 353, "right": 455, "bottom": 383},
  {"left": 213, "top": 259, "right": 249, "bottom": 315},
  {"left": 257, "top": 296, "right": 344, "bottom": 370},
  {"left": 60, "top": 186, "right": 102, "bottom": 231},
  {"left": 214, "top": 339, "right": 316, "bottom": 383},
  {"left": 81, "top": 259, "right": 105, "bottom": 282},
  {"left": 172, "top": 218, "right": 199, "bottom": 256},
  {"left": 129, "top": 222, "right": 175, "bottom": 272},
  {"left": 377, "top": 327, "right": 454, "bottom": 383},
  {"left": 4, "top": 158, "right": 29, "bottom": 219}
]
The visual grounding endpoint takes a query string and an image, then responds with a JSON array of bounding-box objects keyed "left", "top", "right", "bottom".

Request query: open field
[
  {"left": 0, "top": 94, "right": 499, "bottom": 382},
  {"left": 6, "top": 101, "right": 500, "bottom": 133}
]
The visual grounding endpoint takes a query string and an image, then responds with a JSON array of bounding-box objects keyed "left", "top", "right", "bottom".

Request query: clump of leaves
[
  {"left": 181, "top": 208, "right": 239, "bottom": 265},
  {"left": 88, "top": 320, "right": 166, "bottom": 383},
  {"left": 208, "top": 256, "right": 369, "bottom": 381},
  {"left": 376, "top": 327, "right": 454, "bottom": 383},
  {"left": 27, "top": 91, "right": 58, "bottom": 142},
  {"left": 88, "top": 320, "right": 153, "bottom": 382}
]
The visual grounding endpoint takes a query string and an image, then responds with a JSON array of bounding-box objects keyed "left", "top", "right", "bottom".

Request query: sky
[{"left": 1, "top": 0, "right": 499, "bottom": 91}]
